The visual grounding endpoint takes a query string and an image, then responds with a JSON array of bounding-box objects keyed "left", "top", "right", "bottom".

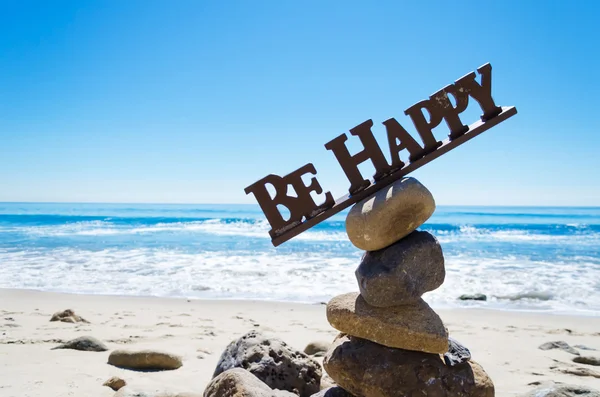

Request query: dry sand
[{"left": 1, "top": 288, "right": 599, "bottom": 397}]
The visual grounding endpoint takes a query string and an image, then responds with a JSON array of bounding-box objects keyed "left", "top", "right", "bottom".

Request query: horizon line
[{"left": 0, "top": 201, "right": 599, "bottom": 209}]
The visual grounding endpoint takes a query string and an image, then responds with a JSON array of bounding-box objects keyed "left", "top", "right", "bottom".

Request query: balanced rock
[
  {"left": 213, "top": 330, "right": 321, "bottom": 397},
  {"left": 520, "top": 382, "right": 600, "bottom": 397},
  {"left": 108, "top": 349, "right": 183, "bottom": 371},
  {"left": 345, "top": 177, "right": 435, "bottom": 251},
  {"left": 356, "top": 231, "right": 444, "bottom": 307},
  {"left": 311, "top": 387, "right": 355, "bottom": 397},
  {"left": 204, "top": 368, "right": 297, "bottom": 397},
  {"left": 326, "top": 292, "right": 447, "bottom": 354},
  {"left": 51, "top": 336, "right": 108, "bottom": 352},
  {"left": 324, "top": 334, "right": 494, "bottom": 397}
]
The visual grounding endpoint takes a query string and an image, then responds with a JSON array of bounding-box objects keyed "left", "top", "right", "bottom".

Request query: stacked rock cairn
[{"left": 322, "top": 177, "right": 495, "bottom": 397}]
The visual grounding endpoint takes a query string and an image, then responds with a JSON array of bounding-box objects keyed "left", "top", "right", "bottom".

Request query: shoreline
[
  {"left": 2, "top": 287, "right": 599, "bottom": 318},
  {"left": 1, "top": 288, "right": 600, "bottom": 396}
]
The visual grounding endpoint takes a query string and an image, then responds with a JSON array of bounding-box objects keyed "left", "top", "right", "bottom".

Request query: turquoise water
[{"left": 0, "top": 203, "right": 599, "bottom": 314}]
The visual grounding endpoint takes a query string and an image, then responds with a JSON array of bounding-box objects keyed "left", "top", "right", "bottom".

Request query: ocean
[{"left": 0, "top": 203, "right": 599, "bottom": 315}]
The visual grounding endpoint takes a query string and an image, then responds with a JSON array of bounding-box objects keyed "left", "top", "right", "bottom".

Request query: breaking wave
[{"left": 0, "top": 204, "right": 599, "bottom": 314}]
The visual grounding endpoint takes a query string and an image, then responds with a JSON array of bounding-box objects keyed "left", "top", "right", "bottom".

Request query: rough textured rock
[
  {"left": 520, "top": 383, "right": 600, "bottom": 397},
  {"left": 444, "top": 337, "right": 471, "bottom": 366},
  {"left": 324, "top": 334, "right": 494, "bottom": 397},
  {"left": 573, "top": 356, "right": 600, "bottom": 366},
  {"left": 51, "top": 336, "right": 107, "bottom": 352},
  {"left": 345, "top": 177, "right": 435, "bottom": 251},
  {"left": 539, "top": 341, "right": 579, "bottom": 355},
  {"left": 50, "top": 309, "right": 88, "bottom": 323},
  {"left": 115, "top": 387, "right": 200, "bottom": 397},
  {"left": 311, "top": 387, "right": 355, "bottom": 397},
  {"left": 108, "top": 349, "right": 183, "bottom": 371},
  {"left": 304, "top": 341, "right": 330, "bottom": 356},
  {"left": 355, "top": 231, "right": 444, "bottom": 306},
  {"left": 459, "top": 294, "right": 487, "bottom": 301},
  {"left": 212, "top": 330, "right": 321, "bottom": 397},
  {"left": 204, "top": 368, "right": 296, "bottom": 397},
  {"left": 326, "top": 292, "right": 447, "bottom": 353},
  {"left": 103, "top": 376, "right": 126, "bottom": 391}
]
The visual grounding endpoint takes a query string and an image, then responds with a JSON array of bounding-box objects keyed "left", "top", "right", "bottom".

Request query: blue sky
[{"left": 0, "top": 0, "right": 598, "bottom": 206}]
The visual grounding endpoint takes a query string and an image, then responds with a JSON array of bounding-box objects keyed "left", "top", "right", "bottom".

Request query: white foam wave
[
  {"left": 0, "top": 247, "right": 598, "bottom": 314},
  {"left": 424, "top": 254, "right": 600, "bottom": 314},
  {"left": 0, "top": 247, "right": 359, "bottom": 303},
  {"left": 435, "top": 225, "right": 600, "bottom": 244},
  {"left": 7, "top": 219, "right": 347, "bottom": 241},
  {"left": 4, "top": 219, "right": 599, "bottom": 245}
]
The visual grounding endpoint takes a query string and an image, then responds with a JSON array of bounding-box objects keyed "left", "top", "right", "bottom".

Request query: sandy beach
[{"left": 0, "top": 288, "right": 598, "bottom": 396}]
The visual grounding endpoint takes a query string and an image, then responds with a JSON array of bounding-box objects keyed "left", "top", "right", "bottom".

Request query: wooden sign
[{"left": 245, "top": 63, "right": 517, "bottom": 247}]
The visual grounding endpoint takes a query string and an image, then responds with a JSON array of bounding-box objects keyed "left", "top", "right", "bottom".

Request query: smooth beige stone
[
  {"left": 326, "top": 292, "right": 448, "bottom": 354},
  {"left": 108, "top": 349, "right": 182, "bottom": 371},
  {"left": 345, "top": 177, "right": 435, "bottom": 251},
  {"left": 204, "top": 368, "right": 297, "bottom": 397}
]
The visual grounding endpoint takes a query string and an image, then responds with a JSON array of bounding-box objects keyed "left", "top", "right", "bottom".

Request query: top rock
[{"left": 345, "top": 177, "right": 435, "bottom": 251}]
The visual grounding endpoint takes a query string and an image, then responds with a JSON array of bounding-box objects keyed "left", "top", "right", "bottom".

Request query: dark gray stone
[
  {"left": 539, "top": 341, "right": 579, "bottom": 355},
  {"left": 520, "top": 382, "right": 600, "bottom": 397},
  {"left": 355, "top": 231, "right": 445, "bottom": 307},
  {"left": 212, "top": 330, "right": 321, "bottom": 397},
  {"left": 573, "top": 356, "right": 600, "bottom": 366},
  {"left": 311, "top": 386, "right": 355, "bottom": 397},
  {"left": 444, "top": 337, "right": 472, "bottom": 366},
  {"left": 459, "top": 294, "right": 487, "bottom": 301},
  {"left": 51, "top": 336, "right": 107, "bottom": 352},
  {"left": 323, "top": 334, "right": 494, "bottom": 397}
]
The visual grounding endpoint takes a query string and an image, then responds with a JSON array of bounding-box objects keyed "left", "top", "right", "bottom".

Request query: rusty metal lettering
[
  {"left": 244, "top": 63, "right": 517, "bottom": 246},
  {"left": 430, "top": 85, "right": 469, "bottom": 139},
  {"left": 454, "top": 63, "right": 502, "bottom": 121},
  {"left": 244, "top": 163, "right": 333, "bottom": 236},
  {"left": 404, "top": 99, "right": 444, "bottom": 154},
  {"left": 324, "top": 119, "right": 391, "bottom": 194},
  {"left": 382, "top": 118, "right": 426, "bottom": 170}
]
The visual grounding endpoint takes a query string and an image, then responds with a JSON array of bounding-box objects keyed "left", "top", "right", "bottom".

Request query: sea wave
[
  {"left": 0, "top": 247, "right": 358, "bottom": 303},
  {"left": 0, "top": 217, "right": 349, "bottom": 241},
  {"left": 0, "top": 246, "right": 598, "bottom": 313},
  {"left": 1, "top": 204, "right": 599, "bottom": 314},
  {"left": 429, "top": 225, "right": 600, "bottom": 244},
  {"left": 2, "top": 216, "right": 599, "bottom": 244}
]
